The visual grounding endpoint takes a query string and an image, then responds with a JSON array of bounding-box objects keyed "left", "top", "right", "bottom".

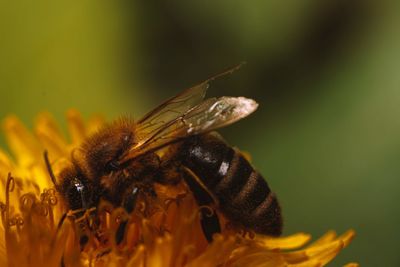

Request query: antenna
[{"left": 44, "top": 150, "right": 61, "bottom": 191}]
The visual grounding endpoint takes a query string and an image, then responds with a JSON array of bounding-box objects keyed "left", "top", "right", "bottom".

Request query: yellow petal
[
  {"left": 0, "top": 225, "right": 6, "bottom": 267},
  {"left": 126, "top": 245, "right": 145, "bottom": 267},
  {"left": 0, "top": 149, "right": 14, "bottom": 196},
  {"left": 307, "top": 230, "right": 337, "bottom": 248},
  {"left": 230, "top": 251, "right": 285, "bottom": 267},
  {"left": 283, "top": 250, "right": 309, "bottom": 264},
  {"left": 288, "top": 259, "right": 321, "bottom": 267},
  {"left": 303, "top": 240, "right": 344, "bottom": 266},
  {"left": 3, "top": 116, "right": 42, "bottom": 167},
  {"left": 187, "top": 235, "right": 237, "bottom": 267},
  {"left": 35, "top": 112, "right": 68, "bottom": 158},
  {"left": 258, "top": 232, "right": 312, "bottom": 250},
  {"left": 343, "top": 263, "right": 359, "bottom": 267},
  {"left": 337, "top": 229, "right": 356, "bottom": 248},
  {"left": 147, "top": 236, "right": 173, "bottom": 267},
  {"left": 87, "top": 114, "right": 106, "bottom": 135},
  {"left": 0, "top": 149, "right": 13, "bottom": 172},
  {"left": 66, "top": 109, "right": 87, "bottom": 145}
]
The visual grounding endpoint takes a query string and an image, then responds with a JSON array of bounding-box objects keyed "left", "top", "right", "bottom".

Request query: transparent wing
[
  {"left": 135, "top": 62, "right": 245, "bottom": 148},
  {"left": 135, "top": 81, "right": 209, "bottom": 138},
  {"left": 121, "top": 95, "right": 258, "bottom": 162},
  {"left": 136, "top": 62, "right": 245, "bottom": 135}
]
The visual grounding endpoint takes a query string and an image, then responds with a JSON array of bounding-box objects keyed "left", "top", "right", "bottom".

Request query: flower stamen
[
  {"left": 3, "top": 173, "right": 14, "bottom": 229},
  {"left": 197, "top": 205, "right": 214, "bottom": 218}
]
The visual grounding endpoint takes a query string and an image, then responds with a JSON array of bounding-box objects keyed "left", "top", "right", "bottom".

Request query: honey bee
[{"left": 45, "top": 67, "right": 282, "bottom": 247}]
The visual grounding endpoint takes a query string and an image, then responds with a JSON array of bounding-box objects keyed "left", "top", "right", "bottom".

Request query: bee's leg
[
  {"left": 74, "top": 215, "right": 91, "bottom": 250},
  {"left": 182, "top": 167, "right": 221, "bottom": 243},
  {"left": 122, "top": 187, "right": 139, "bottom": 214},
  {"left": 115, "top": 187, "right": 139, "bottom": 245}
]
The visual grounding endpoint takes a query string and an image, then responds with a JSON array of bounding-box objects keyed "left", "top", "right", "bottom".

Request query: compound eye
[{"left": 67, "top": 178, "right": 88, "bottom": 210}]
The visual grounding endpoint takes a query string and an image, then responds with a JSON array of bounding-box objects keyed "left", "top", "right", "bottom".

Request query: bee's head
[
  {"left": 57, "top": 166, "right": 102, "bottom": 251},
  {"left": 58, "top": 167, "right": 93, "bottom": 213}
]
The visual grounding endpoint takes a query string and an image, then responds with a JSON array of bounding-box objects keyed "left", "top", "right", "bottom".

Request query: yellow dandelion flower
[{"left": 0, "top": 111, "right": 357, "bottom": 267}]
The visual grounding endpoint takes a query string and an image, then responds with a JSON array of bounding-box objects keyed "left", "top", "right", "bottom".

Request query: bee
[{"left": 45, "top": 67, "right": 282, "bottom": 247}]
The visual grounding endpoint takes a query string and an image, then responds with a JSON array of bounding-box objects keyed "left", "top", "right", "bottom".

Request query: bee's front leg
[{"left": 115, "top": 186, "right": 140, "bottom": 245}]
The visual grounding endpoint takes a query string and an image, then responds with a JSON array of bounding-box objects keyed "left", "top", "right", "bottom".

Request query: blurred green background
[{"left": 1, "top": 0, "right": 399, "bottom": 266}]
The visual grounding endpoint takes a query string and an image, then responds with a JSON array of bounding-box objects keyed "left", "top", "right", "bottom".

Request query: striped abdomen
[{"left": 179, "top": 132, "right": 282, "bottom": 236}]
